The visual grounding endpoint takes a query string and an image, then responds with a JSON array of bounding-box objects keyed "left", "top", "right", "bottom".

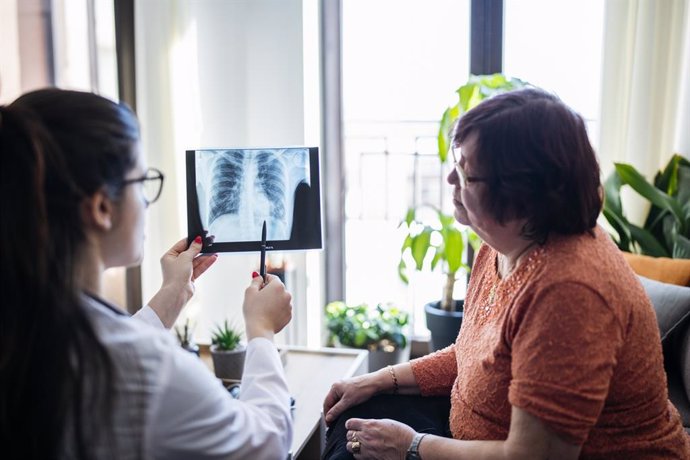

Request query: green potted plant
[
  {"left": 210, "top": 320, "right": 245, "bottom": 381},
  {"left": 437, "top": 73, "right": 527, "bottom": 162},
  {"left": 399, "top": 74, "right": 526, "bottom": 351},
  {"left": 398, "top": 206, "right": 480, "bottom": 351},
  {"left": 325, "top": 301, "right": 409, "bottom": 372},
  {"left": 603, "top": 154, "right": 690, "bottom": 258},
  {"left": 174, "top": 318, "right": 200, "bottom": 356},
  {"left": 602, "top": 154, "right": 690, "bottom": 285}
]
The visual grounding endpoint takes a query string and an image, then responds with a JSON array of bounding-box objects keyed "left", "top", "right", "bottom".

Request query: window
[
  {"left": 342, "top": 0, "right": 471, "bottom": 336},
  {"left": 504, "top": 0, "right": 604, "bottom": 141}
]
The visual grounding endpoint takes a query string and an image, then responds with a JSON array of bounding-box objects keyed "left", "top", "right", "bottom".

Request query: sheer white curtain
[
  {"left": 598, "top": 0, "right": 690, "bottom": 223},
  {"left": 135, "top": 0, "right": 315, "bottom": 344}
]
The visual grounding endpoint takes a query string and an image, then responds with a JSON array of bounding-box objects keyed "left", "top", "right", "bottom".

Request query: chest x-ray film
[{"left": 186, "top": 147, "right": 322, "bottom": 253}]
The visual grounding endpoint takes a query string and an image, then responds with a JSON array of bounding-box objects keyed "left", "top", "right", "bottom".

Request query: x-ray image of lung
[{"left": 195, "top": 148, "right": 310, "bottom": 242}]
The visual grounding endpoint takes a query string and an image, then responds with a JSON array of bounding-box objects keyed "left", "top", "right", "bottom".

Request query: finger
[
  {"left": 325, "top": 400, "right": 350, "bottom": 426},
  {"left": 192, "top": 254, "right": 218, "bottom": 280},
  {"left": 168, "top": 237, "right": 188, "bottom": 255},
  {"left": 247, "top": 273, "right": 264, "bottom": 292},
  {"left": 262, "top": 273, "right": 286, "bottom": 289},
  {"left": 183, "top": 235, "right": 203, "bottom": 259},
  {"left": 345, "top": 418, "right": 365, "bottom": 431},
  {"left": 323, "top": 389, "right": 342, "bottom": 424}
]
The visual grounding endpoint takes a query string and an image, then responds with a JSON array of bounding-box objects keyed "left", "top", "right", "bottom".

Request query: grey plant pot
[
  {"left": 210, "top": 345, "right": 246, "bottom": 381},
  {"left": 367, "top": 346, "right": 410, "bottom": 372},
  {"left": 425, "top": 300, "right": 464, "bottom": 352}
]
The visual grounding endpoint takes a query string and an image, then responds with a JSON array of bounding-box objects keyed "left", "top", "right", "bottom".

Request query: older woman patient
[{"left": 322, "top": 88, "right": 690, "bottom": 459}]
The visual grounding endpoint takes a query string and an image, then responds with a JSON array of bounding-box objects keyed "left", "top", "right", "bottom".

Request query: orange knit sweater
[{"left": 410, "top": 226, "right": 690, "bottom": 458}]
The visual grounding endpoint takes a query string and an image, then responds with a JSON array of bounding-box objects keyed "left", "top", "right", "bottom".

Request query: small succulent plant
[{"left": 211, "top": 320, "right": 243, "bottom": 351}]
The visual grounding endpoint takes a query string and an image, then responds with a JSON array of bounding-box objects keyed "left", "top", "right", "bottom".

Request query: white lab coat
[{"left": 79, "top": 294, "right": 292, "bottom": 460}]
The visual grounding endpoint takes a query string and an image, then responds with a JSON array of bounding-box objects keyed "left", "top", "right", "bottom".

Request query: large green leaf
[
  {"left": 410, "top": 231, "right": 432, "bottom": 270},
  {"left": 438, "top": 74, "right": 527, "bottom": 162},
  {"left": 438, "top": 209, "right": 456, "bottom": 228},
  {"left": 628, "top": 223, "right": 669, "bottom": 257},
  {"left": 676, "top": 161, "right": 690, "bottom": 222},
  {"left": 603, "top": 170, "right": 624, "bottom": 216},
  {"left": 646, "top": 155, "right": 690, "bottom": 235},
  {"left": 438, "top": 107, "right": 455, "bottom": 163},
  {"left": 430, "top": 250, "right": 443, "bottom": 271},
  {"left": 444, "top": 227, "right": 464, "bottom": 274},
  {"left": 602, "top": 207, "right": 632, "bottom": 251},
  {"left": 662, "top": 214, "right": 678, "bottom": 255},
  {"left": 457, "top": 83, "right": 478, "bottom": 112},
  {"left": 673, "top": 235, "right": 690, "bottom": 259},
  {"left": 397, "top": 259, "right": 409, "bottom": 285},
  {"left": 404, "top": 208, "right": 416, "bottom": 226},
  {"left": 615, "top": 163, "right": 684, "bottom": 225},
  {"left": 602, "top": 169, "right": 634, "bottom": 251}
]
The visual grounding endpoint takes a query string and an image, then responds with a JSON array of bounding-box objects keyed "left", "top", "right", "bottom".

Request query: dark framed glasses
[
  {"left": 121, "top": 167, "right": 165, "bottom": 206},
  {"left": 450, "top": 146, "right": 489, "bottom": 188}
]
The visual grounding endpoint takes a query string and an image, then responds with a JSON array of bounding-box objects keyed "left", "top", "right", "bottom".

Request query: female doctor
[{"left": 0, "top": 88, "right": 293, "bottom": 459}]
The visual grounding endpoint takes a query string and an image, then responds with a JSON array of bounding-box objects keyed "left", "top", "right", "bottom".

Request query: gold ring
[
  {"left": 351, "top": 440, "right": 361, "bottom": 454},
  {"left": 351, "top": 432, "right": 358, "bottom": 443}
]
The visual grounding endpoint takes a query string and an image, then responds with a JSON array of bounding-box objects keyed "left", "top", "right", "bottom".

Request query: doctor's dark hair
[
  {"left": 453, "top": 88, "right": 602, "bottom": 243},
  {"left": 0, "top": 89, "right": 139, "bottom": 459}
]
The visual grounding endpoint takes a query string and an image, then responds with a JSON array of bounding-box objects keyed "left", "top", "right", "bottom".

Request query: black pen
[{"left": 259, "top": 220, "right": 267, "bottom": 282}]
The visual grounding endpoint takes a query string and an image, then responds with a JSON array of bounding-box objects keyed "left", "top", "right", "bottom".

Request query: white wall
[{"left": 136, "top": 0, "right": 312, "bottom": 344}]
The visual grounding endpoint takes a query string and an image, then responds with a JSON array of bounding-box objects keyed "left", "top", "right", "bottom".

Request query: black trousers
[{"left": 322, "top": 394, "right": 452, "bottom": 460}]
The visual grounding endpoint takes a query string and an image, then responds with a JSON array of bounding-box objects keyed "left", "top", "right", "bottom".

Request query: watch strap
[{"left": 406, "top": 432, "right": 428, "bottom": 459}]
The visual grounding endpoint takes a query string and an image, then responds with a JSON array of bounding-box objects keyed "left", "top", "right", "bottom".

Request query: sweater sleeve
[
  {"left": 507, "top": 282, "right": 624, "bottom": 445},
  {"left": 409, "top": 344, "right": 458, "bottom": 396}
]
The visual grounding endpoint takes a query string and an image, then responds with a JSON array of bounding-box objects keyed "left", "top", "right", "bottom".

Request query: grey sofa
[{"left": 639, "top": 276, "right": 690, "bottom": 431}]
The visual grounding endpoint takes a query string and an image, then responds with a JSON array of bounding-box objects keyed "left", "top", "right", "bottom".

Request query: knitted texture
[{"left": 410, "top": 226, "right": 690, "bottom": 458}]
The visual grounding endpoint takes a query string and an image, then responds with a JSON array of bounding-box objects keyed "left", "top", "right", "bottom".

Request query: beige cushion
[{"left": 624, "top": 253, "right": 690, "bottom": 287}]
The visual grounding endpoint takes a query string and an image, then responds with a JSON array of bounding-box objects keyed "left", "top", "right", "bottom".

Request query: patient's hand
[
  {"left": 345, "top": 418, "right": 415, "bottom": 460},
  {"left": 323, "top": 372, "right": 386, "bottom": 426},
  {"left": 147, "top": 236, "right": 218, "bottom": 328}
]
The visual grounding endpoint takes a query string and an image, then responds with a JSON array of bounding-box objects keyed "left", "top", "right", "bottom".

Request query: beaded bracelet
[{"left": 387, "top": 365, "right": 399, "bottom": 394}]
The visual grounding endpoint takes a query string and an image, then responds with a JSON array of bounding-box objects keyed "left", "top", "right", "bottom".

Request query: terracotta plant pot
[{"left": 210, "top": 345, "right": 246, "bottom": 381}]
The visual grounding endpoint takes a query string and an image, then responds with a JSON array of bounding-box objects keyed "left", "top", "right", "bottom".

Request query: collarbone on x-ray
[{"left": 199, "top": 148, "right": 309, "bottom": 243}]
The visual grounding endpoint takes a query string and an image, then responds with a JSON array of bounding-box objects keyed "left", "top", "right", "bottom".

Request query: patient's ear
[{"left": 82, "top": 189, "right": 115, "bottom": 231}]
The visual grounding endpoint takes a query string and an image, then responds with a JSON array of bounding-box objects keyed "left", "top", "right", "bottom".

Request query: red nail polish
[
  {"left": 252, "top": 271, "right": 259, "bottom": 278},
  {"left": 194, "top": 236, "right": 202, "bottom": 244}
]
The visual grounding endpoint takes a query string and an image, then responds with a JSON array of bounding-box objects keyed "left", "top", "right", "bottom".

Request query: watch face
[{"left": 406, "top": 453, "right": 421, "bottom": 460}]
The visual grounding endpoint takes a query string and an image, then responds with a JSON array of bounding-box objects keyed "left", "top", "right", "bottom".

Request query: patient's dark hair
[
  {"left": 453, "top": 88, "right": 602, "bottom": 243},
  {"left": 0, "top": 88, "right": 139, "bottom": 458}
]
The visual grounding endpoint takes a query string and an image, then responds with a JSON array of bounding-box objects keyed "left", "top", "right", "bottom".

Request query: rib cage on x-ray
[
  {"left": 208, "top": 150, "right": 244, "bottom": 226},
  {"left": 255, "top": 151, "right": 287, "bottom": 220},
  {"left": 203, "top": 149, "right": 299, "bottom": 242}
]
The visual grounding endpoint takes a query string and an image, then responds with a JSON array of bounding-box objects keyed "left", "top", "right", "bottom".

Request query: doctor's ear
[{"left": 82, "top": 188, "right": 115, "bottom": 231}]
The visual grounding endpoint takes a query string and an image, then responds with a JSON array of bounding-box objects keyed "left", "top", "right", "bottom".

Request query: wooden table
[{"left": 201, "top": 345, "right": 368, "bottom": 459}]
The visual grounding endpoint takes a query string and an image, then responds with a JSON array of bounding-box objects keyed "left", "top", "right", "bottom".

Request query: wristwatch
[{"left": 406, "top": 432, "right": 428, "bottom": 460}]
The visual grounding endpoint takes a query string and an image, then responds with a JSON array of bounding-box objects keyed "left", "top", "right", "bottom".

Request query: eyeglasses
[
  {"left": 121, "top": 167, "right": 165, "bottom": 206},
  {"left": 450, "top": 146, "right": 489, "bottom": 188}
]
